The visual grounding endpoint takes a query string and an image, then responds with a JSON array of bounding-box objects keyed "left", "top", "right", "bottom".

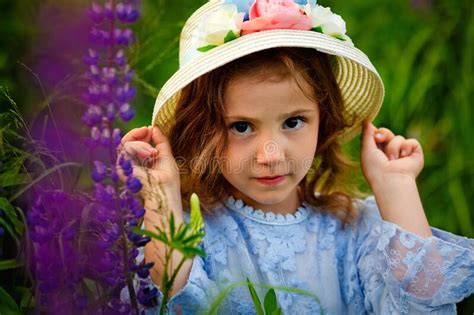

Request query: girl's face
[{"left": 221, "top": 73, "right": 320, "bottom": 214}]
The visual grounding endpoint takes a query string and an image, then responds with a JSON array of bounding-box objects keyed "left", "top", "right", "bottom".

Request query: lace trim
[{"left": 224, "top": 195, "right": 311, "bottom": 225}]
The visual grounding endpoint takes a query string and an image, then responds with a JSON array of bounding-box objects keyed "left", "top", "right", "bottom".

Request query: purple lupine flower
[
  {"left": 87, "top": 3, "right": 105, "bottom": 24},
  {"left": 28, "top": 190, "right": 88, "bottom": 313},
  {"left": 112, "top": 128, "right": 122, "bottom": 145},
  {"left": 84, "top": 48, "right": 100, "bottom": 65},
  {"left": 29, "top": 0, "right": 153, "bottom": 312},
  {"left": 23, "top": 1, "right": 150, "bottom": 312},
  {"left": 80, "top": 0, "right": 156, "bottom": 311},
  {"left": 137, "top": 281, "right": 160, "bottom": 307},
  {"left": 115, "top": 49, "right": 126, "bottom": 66},
  {"left": 116, "top": 3, "right": 140, "bottom": 23},
  {"left": 126, "top": 177, "right": 142, "bottom": 193},
  {"left": 92, "top": 160, "right": 107, "bottom": 182},
  {"left": 119, "top": 103, "right": 135, "bottom": 122}
]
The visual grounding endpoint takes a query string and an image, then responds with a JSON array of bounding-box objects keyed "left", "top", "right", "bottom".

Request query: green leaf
[
  {"left": 169, "top": 212, "right": 175, "bottom": 239},
  {"left": 263, "top": 288, "right": 278, "bottom": 314},
  {"left": 189, "top": 193, "right": 204, "bottom": 231},
  {"left": 224, "top": 30, "right": 238, "bottom": 43},
  {"left": 15, "top": 287, "right": 34, "bottom": 310},
  {"left": 181, "top": 233, "right": 204, "bottom": 246},
  {"left": 0, "top": 172, "right": 29, "bottom": 188},
  {"left": 81, "top": 278, "right": 100, "bottom": 299},
  {"left": 0, "top": 197, "right": 24, "bottom": 235},
  {"left": 197, "top": 44, "right": 218, "bottom": 52},
  {"left": 181, "top": 249, "right": 206, "bottom": 259},
  {"left": 311, "top": 26, "right": 323, "bottom": 33},
  {"left": 130, "top": 227, "right": 169, "bottom": 244},
  {"left": 0, "top": 218, "right": 21, "bottom": 241},
  {"left": 247, "top": 278, "right": 264, "bottom": 315},
  {"left": 0, "top": 157, "right": 29, "bottom": 188},
  {"left": 270, "top": 308, "right": 282, "bottom": 315},
  {"left": 8, "top": 162, "right": 81, "bottom": 202},
  {"left": 0, "top": 259, "right": 22, "bottom": 271},
  {"left": 173, "top": 224, "right": 189, "bottom": 242},
  {"left": 0, "top": 286, "right": 21, "bottom": 315}
]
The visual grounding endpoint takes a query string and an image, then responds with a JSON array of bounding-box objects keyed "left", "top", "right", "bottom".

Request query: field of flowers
[{"left": 0, "top": 0, "right": 472, "bottom": 313}]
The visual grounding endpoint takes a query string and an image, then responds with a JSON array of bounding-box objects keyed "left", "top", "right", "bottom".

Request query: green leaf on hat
[
  {"left": 197, "top": 44, "right": 218, "bottom": 52},
  {"left": 224, "top": 30, "right": 238, "bottom": 43},
  {"left": 335, "top": 34, "right": 346, "bottom": 41},
  {"left": 311, "top": 26, "right": 323, "bottom": 33}
]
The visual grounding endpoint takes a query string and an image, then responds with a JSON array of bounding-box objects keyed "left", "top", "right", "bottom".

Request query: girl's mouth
[{"left": 255, "top": 175, "right": 286, "bottom": 185}]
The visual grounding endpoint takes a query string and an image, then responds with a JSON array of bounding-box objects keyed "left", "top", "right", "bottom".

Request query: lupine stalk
[
  {"left": 83, "top": 0, "right": 153, "bottom": 312},
  {"left": 28, "top": 0, "right": 156, "bottom": 313}
]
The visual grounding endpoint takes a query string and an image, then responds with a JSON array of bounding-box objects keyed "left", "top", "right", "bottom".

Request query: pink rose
[{"left": 241, "top": 0, "right": 312, "bottom": 35}]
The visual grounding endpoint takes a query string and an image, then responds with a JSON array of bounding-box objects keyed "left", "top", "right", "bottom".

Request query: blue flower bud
[
  {"left": 87, "top": 3, "right": 105, "bottom": 24},
  {"left": 92, "top": 160, "right": 107, "bottom": 182},
  {"left": 134, "top": 236, "right": 151, "bottom": 247},
  {"left": 136, "top": 268, "right": 149, "bottom": 279},
  {"left": 119, "top": 103, "right": 134, "bottom": 122},
  {"left": 126, "top": 177, "right": 142, "bottom": 193},
  {"left": 115, "top": 49, "right": 126, "bottom": 66}
]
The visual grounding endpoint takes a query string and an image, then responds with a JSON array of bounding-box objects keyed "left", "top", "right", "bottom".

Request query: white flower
[
  {"left": 201, "top": 4, "right": 245, "bottom": 46},
  {"left": 304, "top": 4, "right": 347, "bottom": 38}
]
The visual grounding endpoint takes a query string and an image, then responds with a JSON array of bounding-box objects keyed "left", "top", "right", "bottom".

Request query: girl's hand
[
  {"left": 117, "top": 125, "right": 181, "bottom": 195},
  {"left": 360, "top": 121, "right": 424, "bottom": 187}
]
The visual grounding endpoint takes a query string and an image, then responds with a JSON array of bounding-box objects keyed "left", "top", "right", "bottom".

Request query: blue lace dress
[{"left": 126, "top": 195, "right": 474, "bottom": 314}]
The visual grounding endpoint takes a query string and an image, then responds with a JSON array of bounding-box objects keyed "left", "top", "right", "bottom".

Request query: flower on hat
[
  {"left": 304, "top": 3, "right": 353, "bottom": 45},
  {"left": 197, "top": 4, "right": 245, "bottom": 52},
  {"left": 196, "top": 0, "right": 354, "bottom": 52},
  {"left": 241, "top": 0, "right": 312, "bottom": 35}
]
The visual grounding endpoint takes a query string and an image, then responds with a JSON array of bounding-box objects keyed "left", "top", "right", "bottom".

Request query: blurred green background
[{"left": 0, "top": 0, "right": 472, "bottom": 313}]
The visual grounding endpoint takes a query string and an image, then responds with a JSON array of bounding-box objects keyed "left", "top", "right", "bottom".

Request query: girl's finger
[
  {"left": 121, "top": 126, "right": 152, "bottom": 143},
  {"left": 361, "top": 120, "right": 378, "bottom": 152},
  {"left": 384, "top": 135, "right": 406, "bottom": 160},
  {"left": 374, "top": 127, "right": 395, "bottom": 144},
  {"left": 151, "top": 125, "right": 173, "bottom": 159},
  {"left": 400, "top": 139, "right": 421, "bottom": 158},
  {"left": 123, "top": 141, "right": 158, "bottom": 159}
]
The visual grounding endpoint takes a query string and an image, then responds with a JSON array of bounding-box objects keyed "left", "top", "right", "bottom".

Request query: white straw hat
[{"left": 152, "top": 0, "right": 385, "bottom": 142}]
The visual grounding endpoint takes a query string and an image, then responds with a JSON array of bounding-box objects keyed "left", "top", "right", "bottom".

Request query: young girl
[{"left": 120, "top": 0, "right": 474, "bottom": 313}]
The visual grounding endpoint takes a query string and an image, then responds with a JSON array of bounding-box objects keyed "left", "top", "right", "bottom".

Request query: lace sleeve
[{"left": 356, "top": 196, "right": 474, "bottom": 314}]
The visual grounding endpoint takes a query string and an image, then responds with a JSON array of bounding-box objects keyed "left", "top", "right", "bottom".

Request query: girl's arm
[
  {"left": 119, "top": 126, "right": 193, "bottom": 297},
  {"left": 360, "top": 121, "right": 432, "bottom": 238},
  {"left": 143, "top": 193, "right": 194, "bottom": 297}
]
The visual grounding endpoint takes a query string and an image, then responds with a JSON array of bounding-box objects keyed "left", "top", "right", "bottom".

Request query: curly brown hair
[{"left": 168, "top": 47, "right": 362, "bottom": 226}]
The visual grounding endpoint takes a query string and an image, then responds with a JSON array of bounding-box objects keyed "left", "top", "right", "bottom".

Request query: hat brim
[{"left": 152, "top": 29, "right": 384, "bottom": 143}]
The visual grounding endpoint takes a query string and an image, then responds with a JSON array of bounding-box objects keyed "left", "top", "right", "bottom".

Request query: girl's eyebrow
[{"left": 226, "top": 109, "right": 316, "bottom": 122}]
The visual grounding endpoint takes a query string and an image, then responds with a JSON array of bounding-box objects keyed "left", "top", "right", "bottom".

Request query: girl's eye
[
  {"left": 230, "top": 122, "right": 253, "bottom": 134},
  {"left": 283, "top": 116, "right": 305, "bottom": 130}
]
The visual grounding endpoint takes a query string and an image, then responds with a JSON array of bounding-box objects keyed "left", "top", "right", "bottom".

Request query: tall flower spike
[{"left": 26, "top": 0, "right": 149, "bottom": 312}]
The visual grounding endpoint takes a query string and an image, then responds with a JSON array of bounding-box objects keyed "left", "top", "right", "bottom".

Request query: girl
[{"left": 120, "top": 0, "right": 474, "bottom": 313}]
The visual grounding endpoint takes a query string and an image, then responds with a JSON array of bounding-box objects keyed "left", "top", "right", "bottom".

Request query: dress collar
[{"left": 224, "top": 195, "right": 311, "bottom": 225}]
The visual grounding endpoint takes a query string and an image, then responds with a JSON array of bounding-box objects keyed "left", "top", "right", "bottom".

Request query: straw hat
[{"left": 152, "top": 0, "right": 385, "bottom": 142}]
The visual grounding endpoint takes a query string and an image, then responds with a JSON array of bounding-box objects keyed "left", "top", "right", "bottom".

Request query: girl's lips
[{"left": 255, "top": 175, "right": 286, "bottom": 185}]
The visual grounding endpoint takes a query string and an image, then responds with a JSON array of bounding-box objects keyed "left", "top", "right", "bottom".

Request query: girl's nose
[{"left": 255, "top": 139, "right": 285, "bottom": 165}]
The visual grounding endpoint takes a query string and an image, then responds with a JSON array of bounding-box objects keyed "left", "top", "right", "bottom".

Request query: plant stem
[
  {"left": 122, "top": 232, "right": 139, "bottom": 313},
  {"left": 166, "top": 257, "right": 187, "bottom": 294},
  {"left": 159, "top": 248, "right": 172, "bottom": 315}
]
